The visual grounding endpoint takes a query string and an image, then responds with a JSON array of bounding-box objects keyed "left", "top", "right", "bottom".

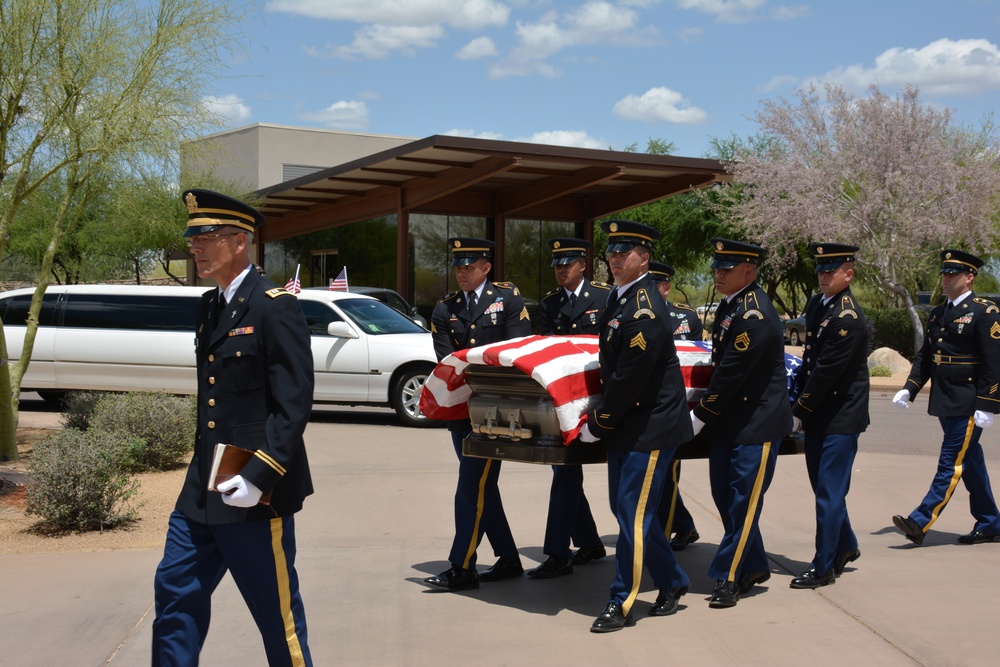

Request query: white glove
[
  {"left": 579, "top": 422, "right": 600, "bottom": 443},
  {"left": 217, "top": 475, "right": 264, "bottom": 507},
  {"left": 690, "top": 411, "right": 705, "bottom": 437},
  {"left": 892, "top": 389, "right": 911, "bottom": 409},
  {"left": 975, "top": 410, "right": 994, "bottom": 429},
  {"left": 792, "top": 416, "right": 803, "bottom": 433}
]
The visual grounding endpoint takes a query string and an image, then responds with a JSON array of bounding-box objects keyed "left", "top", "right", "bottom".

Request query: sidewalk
[{"left": 4, "top": 390, "right": 996, "bottom": 667}]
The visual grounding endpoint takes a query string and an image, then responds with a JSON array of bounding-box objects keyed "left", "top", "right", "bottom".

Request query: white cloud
[
  {"left": 676, "top": 0, "right": 767, "bottom": 23},
  {"left": 325, "top": 24, "right": 445, "bottom": 59},
  {"left": 819, "top": 38, "right": 1000, "bottom": 97},
  {"left": 203, "top": 94, "right": 252, "bottom": 124},
  {"left": 612, "top": 87, "right": 708, "bottom": 124},
  {"left": 299, "top": 100, "right": 370, "bottom": 129},
  {"left": 517, "top": 130, "right": 605, "bottom": 149},
  {"left": 771, "top": 4, "right": 809, "bottom": 20},
  {"left": 677, "top": 26, "right": 703, "bottom": 42},
  {"left": 455, "top": 36, "right": 498, "bottom": 59},
  {"left": 266, "top": 0, "right": 510, "bottom": 30},
  {"left": 444, "top": 128, "right": 505, "bottom": 139},
  {"left": 490, "top": 1, "right": 658, "bottom": 78}
]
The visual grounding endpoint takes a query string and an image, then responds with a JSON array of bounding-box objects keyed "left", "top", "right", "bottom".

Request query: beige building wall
[{"left": 182, "top": 123, "right": 416, "bottom": 191}]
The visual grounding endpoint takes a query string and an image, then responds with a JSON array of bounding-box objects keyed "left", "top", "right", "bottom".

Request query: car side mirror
[{"left": 327, "top": 321, "right": 360, "bottom": 339}]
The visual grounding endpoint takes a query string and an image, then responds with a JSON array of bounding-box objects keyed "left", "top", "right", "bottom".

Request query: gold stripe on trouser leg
[
  {"left": 623, "top": 451, "right": 659, "bottom": 616},
  {"left": 728, "top": 442, "right": 772, "bottom": 582},
  {"left": 270, "top": 518, "right": 307, "bottom": 667},
  {"left": 462, "top": 459, "right": 493, "bottom": 569},
  {"left": 926, "top": 417, "right": 975, "bottom": 531},
  {"left": 662, "top": 459, "right": 680, "bottom": 538}
]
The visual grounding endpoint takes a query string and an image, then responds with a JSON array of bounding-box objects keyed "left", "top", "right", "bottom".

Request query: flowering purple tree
[{"left": 720, "top": 84, "right": 1000, "bottom": 351}]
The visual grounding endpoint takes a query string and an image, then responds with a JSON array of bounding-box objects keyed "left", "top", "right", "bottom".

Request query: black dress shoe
[
  {"left": 590, "top": 601, "right": 635, "bottom": 633},
  {"left": 737, "top": 570, "right": 770, "bottom": 594},
  {"left": 892, "top": 514, "right": 925, "bottom": 545},
  {"left": 709, "top": 580, "right": 740, "bottom": 608},
  {"left": 789, "top": 568, "right": 836, "bottom": 589},
  {"left": 527, "top": 556, "right": 573, "bottom": 579},
  {"left": 649, "top": 585, "right": 688, "bottom": 616},
  {"left": 669, "top": 529, "right": 700, "bottom": 551},
  {"left": 571, "top": 543, "right": 607, "bottom": 565},
  {"left": 424, "top": 566, "right": 479, "bottom": 591},
  {"left": 958, "top": 529, "right": 1000, "bottom": 544},
  {"left": 834, "top": 548, "right": 861, "bottom": 574},
  {"left": 478, "top": 557, "right": 524, "bottom": 582}
]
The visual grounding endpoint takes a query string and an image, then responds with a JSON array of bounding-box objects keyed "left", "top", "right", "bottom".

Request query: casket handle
[{"left": 473, "top": 406, "right": 533, "bottom": 441}]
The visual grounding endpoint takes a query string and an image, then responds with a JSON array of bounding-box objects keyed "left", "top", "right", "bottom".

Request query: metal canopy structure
[{"left": 254, "top": 134, "right": 730, "bottom": 295}]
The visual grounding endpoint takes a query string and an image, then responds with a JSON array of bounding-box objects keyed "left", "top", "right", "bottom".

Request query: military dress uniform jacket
[
  {"left": 431, "top": 280, "right": 532, "bottom": 429},
  {"left": 538, "top": 280, "right": 611, "bottom": 335},
  {"left": 175, "top": 269, "right": 315, "bottom": 524},
  {"left": 902, "top": 292, "right": 1000, "bottom": 417},
  {"left": 792, "top": 289, "right": 870, "bottom": 434},
  {"left": 693, "top": 283, "right": 792, "bottom": 446},
  {"left": 666, "top": 301, "right": 704, "bottom": 341},
  {"left": 587, "top": 275, "right": 693, "bottom": 453}
]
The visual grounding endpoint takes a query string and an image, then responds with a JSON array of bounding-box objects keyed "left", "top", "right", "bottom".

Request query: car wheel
[
  {"left": 789, "top": 329, "right": 801, "bottom": 347},
  {"left": 390, "top": 366, "right": 440, "bottom": 428},
  {"left": 36, "top": 390, "right": 67, "bottom": 405}
]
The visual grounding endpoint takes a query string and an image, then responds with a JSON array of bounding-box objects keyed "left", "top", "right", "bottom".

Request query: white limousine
[{"left": 0, "top": 284, "right": 439, "bottom": 427}]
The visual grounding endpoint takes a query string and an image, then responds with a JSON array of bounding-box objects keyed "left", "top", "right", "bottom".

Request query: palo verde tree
[
  {"left": 0, "top": 0, "right": 251, "bottom": 460},
  {"left": 717, "top": 83, "right": 1000, "bottom": 352}
]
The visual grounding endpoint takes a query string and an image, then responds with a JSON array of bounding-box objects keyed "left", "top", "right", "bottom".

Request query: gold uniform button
[
  {"left": 236, "top": 351, "right": 241, "bottom": 357},
  {"left": 209, "top": 377, "right": 215, "bottom": 385},
  {"left": 471, "top": 325, "right": 476, "bottom": 330},
  {"left": 208, "top": 398, "right": 215, "bottom": 407},
  {"left": 470, "top": 339, "right": 476, "bottom": 345},
  {"left": 208, "top": 354, "right": 214, "bottom": 363},
  {"left": 571, "top": 324, "right": 577, "bottom": 329},
  {"left": 207, "top": 421, "right": 216, "bottom": 429}
]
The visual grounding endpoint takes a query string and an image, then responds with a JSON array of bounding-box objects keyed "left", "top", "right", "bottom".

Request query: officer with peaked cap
[
  {"left": 690, "top": 238, "right": 791, "bottom": 608},
  {"left": 424, "top": 237, "right": 533, "bottom": 592},
  {"left": 529, "top": 238, "right": 611, "bottom": 580},
  {"left": 892, "top": 249, "right": 1000, "bottom": 546},
  {"left": 154, "top": 189, "right": 315, "bottom": 665},
  {"left": 648, "top": 261, "right": 704, "bottom": 553},
  {"left": 583, "top": 220, "right": 693, "bottom": 632},
  {"left": 788, "top": 243, "right": 869, "bottom": 589}
]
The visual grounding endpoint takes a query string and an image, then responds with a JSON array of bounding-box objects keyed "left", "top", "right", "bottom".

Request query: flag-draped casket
[{"left": 418, "top": 334, "right": 802, "bottom": 465}]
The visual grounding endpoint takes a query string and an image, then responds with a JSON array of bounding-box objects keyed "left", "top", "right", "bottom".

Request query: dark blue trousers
[
  {"left": 804, "top": 431, "right": 858, "bottom": 576},
  {"left": 448, "top": 430, "right": 517, "bottom": 569},
  {"left": 707, "top": 441, "right": 778, "bottom": 582},
  {"left": 657, "top": 459, "right": 696, "bottom": 536},
  {"left": 910, "top": 416, "right": 1000, "bottom": 534},
  {"left": 607, "top": 449, "right": 688, "bottom": 617},
  {"left": 152, "top": 511, "right": 311, "bottom": 667},
  {"left": 542, "top": 464, "right": 601, "bottom": 559}
]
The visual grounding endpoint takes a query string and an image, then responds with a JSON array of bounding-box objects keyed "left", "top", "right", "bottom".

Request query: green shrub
[
  {"left": 60, "top": 391, "right": 104, "bottom": 431},
  {"left": 26, "top": 428, "right": 143, "bottom": 532},
  {"left": 867, "top": 308, "right": 930, "bottom": 359},
  {"left": 869, "top": 365, "right": 892, "bottom": 377},
  {"left": 89, "top": 392, "right": 196, "bottom": 472}
]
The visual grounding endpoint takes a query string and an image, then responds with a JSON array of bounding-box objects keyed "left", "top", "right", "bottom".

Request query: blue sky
[{"left": 204, "top": 0, "right": 1000, "bottom": 158}]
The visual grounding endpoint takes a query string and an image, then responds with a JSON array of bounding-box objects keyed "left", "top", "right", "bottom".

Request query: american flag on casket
[{"left": 418, "top": 334, "right": 802, "bottom": 446}]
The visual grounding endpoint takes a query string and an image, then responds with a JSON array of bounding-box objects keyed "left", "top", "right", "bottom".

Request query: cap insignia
[
  {"left": 185, "top": 192, "right": 198, "bottom": 213},
  {"left": 609, "top": 222, "right": 618, "bottom": 232},
  {"left": 553, "top": 241, "right": 561, "bottom": 249},
  {"left": 945, "top": 252, "right": 952, "bottom": 259},
  {"left": 453, "top": 240, "right": 461, "bottom": 248},
  {"left": 716, "top": 241, "right": 724, "bottom": 250},
  {"left": 816, "top": 246, "right": 824, "bottom": 254}
]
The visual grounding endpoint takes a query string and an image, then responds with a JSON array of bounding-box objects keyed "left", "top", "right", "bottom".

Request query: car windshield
[{"left": 336, "top": 298, "right": 426, "bottom": 335}]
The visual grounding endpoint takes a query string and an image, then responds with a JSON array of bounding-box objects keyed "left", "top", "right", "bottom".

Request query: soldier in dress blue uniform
[
  {"left": 528, "top": 238, "right": 610, "bottom": 579},
  {"left": 648, "top": 262, "right": 703, "bottom": 552},
  {"left": 789, "top": 243, "right": 869, "bottom": 589},
  {"left": 690, "top": 239, "right": 792, "bottom": 608},
  {"left": 583, "top": 221, "right": 693, "bottom": 633},
  {"left": 891, "top": 249, "right": 1000, "bottom": 546},
  {"left": 153, "top": 189, "right": 315, "bottom": 667},
  {"left": 423, "top": 237, "right": 533, "bottom": 592}
]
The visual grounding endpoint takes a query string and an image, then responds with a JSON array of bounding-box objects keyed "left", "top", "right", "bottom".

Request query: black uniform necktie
[
  {"left": 569, "top": 292, "right": 577, "bottom": 306},
  {"left": 467, "top": 291, "right": 477, "bottom": 313}
]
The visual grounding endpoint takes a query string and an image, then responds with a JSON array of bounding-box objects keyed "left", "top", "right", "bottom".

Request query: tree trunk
[
  {"left": 0, "top": 322, "right": 19, "bottom": 461},
  {"left": 884, "top": 278, "right": 924, "bottom": 354}
]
